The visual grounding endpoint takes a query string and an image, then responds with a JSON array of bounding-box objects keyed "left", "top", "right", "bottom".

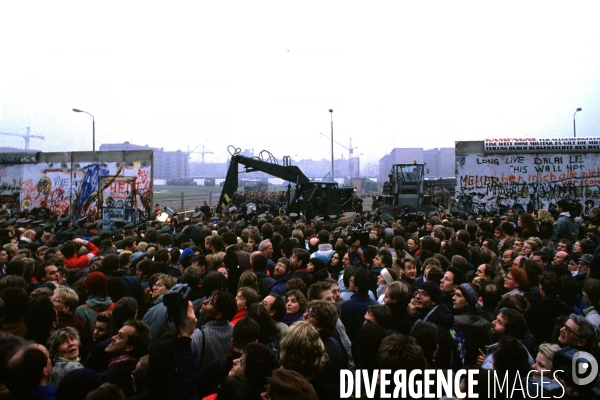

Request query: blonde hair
[
  {"left": 54, "top": 286, "right": 79, "bottom": 315},
  {"left": 212, "top": 251, "right": 226, "bottom": 267},
  {"left": 279, "top": 321, "right": 327, "bottom": 382},
  {"left": 538, "top": 343, "right": 561, "bottom": 363},
  {"left": 238, "top": 270, "right": 260, "bottom": 294}
]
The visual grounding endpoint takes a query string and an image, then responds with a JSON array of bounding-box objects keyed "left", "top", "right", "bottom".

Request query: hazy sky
[{"left": 1, "top": 2, "right": 599, "bottom": 167}]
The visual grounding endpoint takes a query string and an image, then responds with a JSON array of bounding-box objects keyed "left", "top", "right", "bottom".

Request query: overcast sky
[{"left": 1, "top": 2, "right": 599, "bottom": 168}]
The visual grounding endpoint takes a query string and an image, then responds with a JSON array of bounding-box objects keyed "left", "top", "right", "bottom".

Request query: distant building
[{"left": 99, "top": 142, "right": 189, "bottom": 180}]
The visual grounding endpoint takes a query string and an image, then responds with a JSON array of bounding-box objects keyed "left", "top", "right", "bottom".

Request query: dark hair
[
  {"left": 212, "top": 290, "right": 237, "bottom": 321},
  {"left": 246, "top": 304, "right": 279, "bottom": 345},
  {"left": 122, "top": 319, "right": 150, "bottom": 358},
  {"left": 410, "top": 321, "right": 439, "bottom": 366},
  {"left": 498, "top": 308, "right": 529, "bottom": 340},
  {"left": 101, "top": 253, "right": 121, "bottom": 273},
  {"left": 352, "top": 268, "right": 373, "bottom": 295},
  {"left": 267, "top": 293, "right": 286, "bottom": 322},
  {"left": 493, "top": 336, "right": 531, "bottom": 386},
  {"left": 242, "top": 343, "right": 279, "bottom": 395},
  {"left": 231, "top": 316, "right": 260, "bottom": 348},
  {"left": 539, "top": 271, "right": 561, "bottom": 297}
]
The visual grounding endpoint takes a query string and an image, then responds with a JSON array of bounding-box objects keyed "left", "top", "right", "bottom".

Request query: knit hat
[
  {"left": 85, "top": 272, "right": 108, "bottom": 296},
  {"left": 448, "top": 266, "right": 468, "bottom": 286},
  {"left": 267, "top": 369, "right": 318, "bottom": 400},
  {"left": 55, "top": 368, "right": 102, "bottom": 400},
  {"left": 417, "top": 281, "right": 444, "bottom": 305},
  {"left": 457, "top": 282, "right": 480, "bottom": 306},
  {"left": 180, "top": 247, "right": 195, "bottom": 261},
  {"left": 308, "top": 257, "right": 326, "bottom": 273}
]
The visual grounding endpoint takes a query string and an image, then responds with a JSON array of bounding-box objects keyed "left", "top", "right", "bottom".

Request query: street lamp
[
  {"left": 72, "top": 108, "right": 95, "bottom": 151},
  {"left": 329, "top": 109, "right": 334, "bottom": 181},
  {"left": 573, "top": 107, "right": 582, "bottom": 138}
]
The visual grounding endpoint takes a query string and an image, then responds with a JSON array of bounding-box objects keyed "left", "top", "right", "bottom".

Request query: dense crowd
[{"left": 0, "top": 197, "right": 600, "bottom": 399}]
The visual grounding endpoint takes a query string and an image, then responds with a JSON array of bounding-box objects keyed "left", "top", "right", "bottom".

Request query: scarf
[{"left": 108, "top": 354, "right": 138, "bottom": 368}]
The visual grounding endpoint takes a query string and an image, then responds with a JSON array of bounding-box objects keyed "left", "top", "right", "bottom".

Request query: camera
[
  {"left": 333, "top": 226, "right": 370, "bottom": 246},
  {"left": 164, "top": 283, "right": 192, "bottom": 325}
]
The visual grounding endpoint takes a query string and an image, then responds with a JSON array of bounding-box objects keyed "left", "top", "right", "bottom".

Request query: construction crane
[
  {"left": 319, "top": 133, "right": 358, "bottom": 177},
  {"left": 187, "top": 139, "right": 214, "bottom": 176},
  {"left": 0, "top": 126, "right": 45, "bottom": 150}
]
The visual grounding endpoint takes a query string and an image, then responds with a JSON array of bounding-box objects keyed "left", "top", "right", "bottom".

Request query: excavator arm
[{"left": 217, "top": 154, "right": 310, "bottom": 212}]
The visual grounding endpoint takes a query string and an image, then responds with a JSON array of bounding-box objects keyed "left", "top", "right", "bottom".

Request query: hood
[{"left": 85, "top": 296, "right": 113, "bottom": 310}]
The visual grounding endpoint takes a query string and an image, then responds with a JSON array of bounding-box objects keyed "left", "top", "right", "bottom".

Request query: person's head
[
  {"left": 491, "top": 308, "right": 529, "bottom": 341},
  {"left": 85, "top": 271, "right": 108, "bottom": 297},
  {"left": 401, "top": 258, "right": 418, "bottom": 280},
  {"left": 261, "top": 368, "right": 318, "bottom": 400},
  {"left": 285, "top": 289, "right": 307, "bottom": 316},
  {"left": 558, "top": 314, "right": 599, "bottom": 352},
  {"left": 364, "top": 304, "right": 391, "bottom": 330},
  {"left": 279, "top": 321, "right": 327, "bottom": 382},
  {"left": 415, "top": 281, "right": 444, "bottom": 312},
  {"left": 200, "top": 290, "right": 237, "bottom": 322},
  {"left": 384, "top": 281, "right": 410, "bottom": 307},
  {"left": 439, "top": 266, "right": 467, "bottom": 294},
  {"left": 493, "top": 336, "right": 532, "bottom": 382},
  {"left": 230, "top": 343, "right": 278, "bottom": 396},
  {"left": 94, "top": 311, "right": 117, "bottom": 343},
  {"left": 409, "top": 321, "right": 439, "bottom": 366},
  {"left": 262, "top": 293, "right": 286, "bottom": 322},
  {"left": 230, "top": 316, "right": 260, "bottom": 351},
  {"left": 475, "top": 263, "right": 495, "bottom": 280},
  {"left": 377, "top": 333, "right": 427, "bottom": 371},
  {"left": 258, "top": 239, "right": 274, "bottom": 259},
  {"left": 307, "top": 281, "right": 334, "bottom": 304},
  {"left": 539, "top": 271, "right": 561, "bottom": 297},
  {"left": 501, "top": 250, "right": 517, "bottom": 269},
  {"left": 36, "top": 261, "right": 58, "bottom": 283},
  {"left": 52, "top": 286, "right": 79, "bottom": 315},
  {"left": 151, "top": 273, "right": 176, "bottom": 296},
  {"left": 532, "top": 343, "right": 561, "bottom": 379},
  {"left": 350, "top": 267, "right": 373, "bottom": 295},
  {"left": 291, "top": 248, "right": 310, "bottom": 270},
  {"left": 304, "top": 300, "right": 338, "bottom": 338},
  {"left": 453, "top": 282, "right": 480, "bottom": 310},
  {"left": 6, "top": 344, "right": 53, "bottom": 396},
  {"left": 236, "top": 286, "right": 260, "bottom": 312},
  {"left": 105, "top": 319, "right": 150, "bottom": 358},
  {"left": 47, "top": 326, "right": 80, "bottom": 360},
  {"left": 273, "top": 257, "right": 291, "bottom": 279},
  {"left": 504, "top": 266, "right": 528, "bottom": 291},
  {"left": 583, "top": 278, "right": 600, "bottom": 308}
]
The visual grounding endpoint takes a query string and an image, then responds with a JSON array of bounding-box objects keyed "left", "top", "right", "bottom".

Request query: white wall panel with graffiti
[{"left": 456, "top": 152, "right": 600, "bottom": 212}]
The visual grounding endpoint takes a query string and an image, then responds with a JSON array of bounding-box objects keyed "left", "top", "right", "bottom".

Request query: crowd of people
[{"left": 0, "top": 196, "right": 600, "bottom": 399}]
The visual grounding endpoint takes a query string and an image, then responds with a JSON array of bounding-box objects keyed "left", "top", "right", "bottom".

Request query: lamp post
[
  {"left": 72, "top": 108, "right": 95, "bottom": 151},
  {"left": 573, "top": 107, "right": 582, "bottom": 138},
  {"left": 329, "top": 109, "right": 334, "bottom": 181}
]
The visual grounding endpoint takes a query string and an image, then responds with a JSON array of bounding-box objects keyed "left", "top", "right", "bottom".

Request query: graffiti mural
[
  {"left": 21, "top": 163, "right": 72, "bottom": 216},
  {"left": 3, "top": 151, "right": 153, "bottom": 224},
  {"left": 456, "top": 152, "right": 600, "bottom": 214},
  {"left": 0, "top": 165, "right": 22, "bottom": 205}
]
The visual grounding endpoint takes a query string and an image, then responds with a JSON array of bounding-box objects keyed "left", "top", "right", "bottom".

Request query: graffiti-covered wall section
[
  {"left": 0, "top": 151, "right": 153, "bottom": 229},
  {"left": 455, "top": 139, "right": 600, "bottom": 215}
]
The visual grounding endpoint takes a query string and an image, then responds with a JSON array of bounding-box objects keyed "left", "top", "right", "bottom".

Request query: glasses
[
  {"left": 331, "top": 289, "right": 340, "bottom": 295},
  {"left": 505, "top": 275, "right": 514, "bottom": 281},
  {"left": 323, "top": 297, "right": 333, "bottom": 302},
  {"left": 153, "top": 283, "right": 164, "bottom": 288},
  {"left": 305, "top": 310, "right": 314, "bottom": 319},
  {"left": 50, "top": 297, "right": 63, "bottom": 304},
  {"left": 349, "top": 279, "right": 355, "bottom": 284},
  {"left": 563, "top": 324, "right": 579, "bottom": 337}
]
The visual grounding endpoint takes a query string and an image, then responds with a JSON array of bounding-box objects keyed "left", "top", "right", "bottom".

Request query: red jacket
[{"left": 65, "top": 241, "right": 99, "bottom": 270}]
